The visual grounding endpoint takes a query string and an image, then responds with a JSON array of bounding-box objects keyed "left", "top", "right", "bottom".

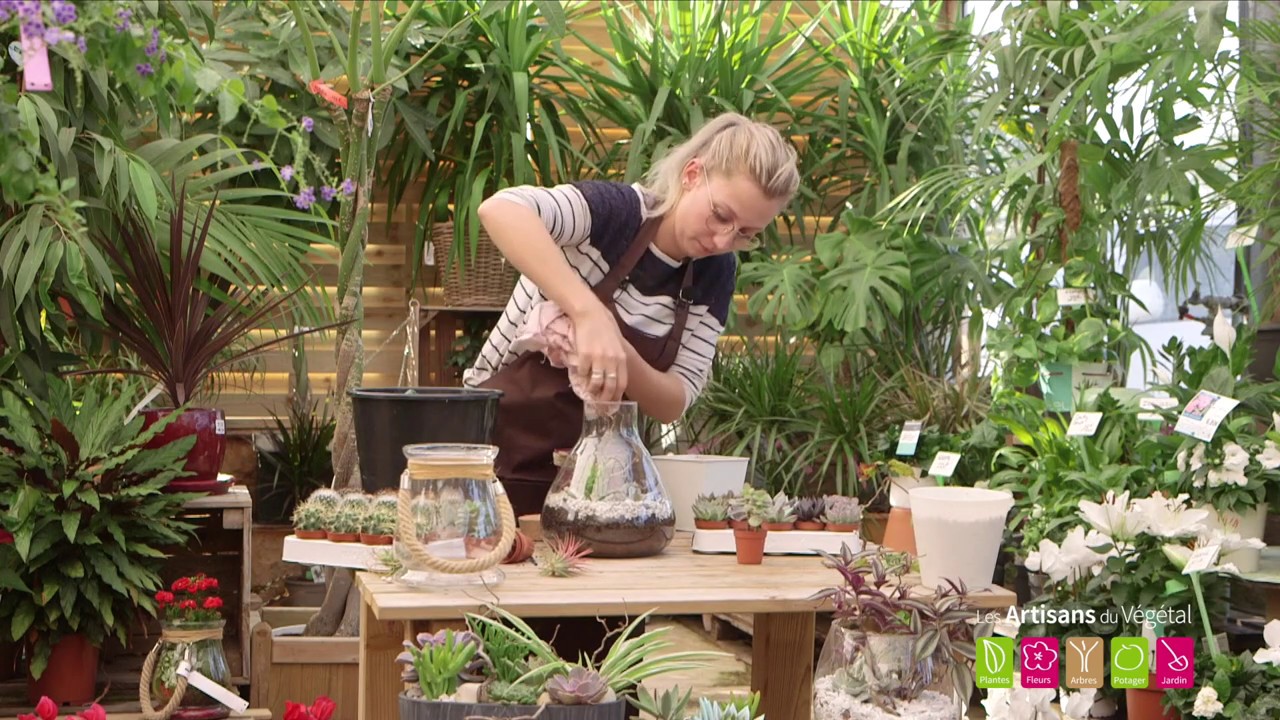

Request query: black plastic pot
[{"left": 350, "top": 387, "right": 502, "bottom": 493}]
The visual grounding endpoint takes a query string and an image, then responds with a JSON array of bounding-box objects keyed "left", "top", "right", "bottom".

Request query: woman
[{"left": 464, "top": 112, "right": 800, "bottom": 517}]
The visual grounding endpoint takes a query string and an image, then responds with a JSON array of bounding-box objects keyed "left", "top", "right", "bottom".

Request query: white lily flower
[
  {"left": 1058, "top": 526, "right": 1110, "bottom": 577},
  {"left": 1177, "top": 449, "right": 1188, "bottom": 472},
  {"left": 1213, "top": 309, "right": 1236, "bottom": 354},
  {"left": 1132, "top": 492, "right": 1210, "bottom": 538},
  {"left": 1222, "top": 442, "right": 1250, "bottom": 472},
  {"left": 1193, "top": 686, "right": 1224, "bottom": 717},
  {"left": 1257, "top": 440, "right": 1280, "bottom": 470},
  {"left": 1060, "top": 688, "right": 1097, "bottom": 720},
  {"left": 1079, "top": 491, "right": 1147, "bottom": 541},
  {"left": 1254, "top": 620, "right": 1280, "bottom": 665},
  {"left": 1025, "top": 539, "right": 1067, "bottom": 584},
  {"left": 1199, "top": 527, "right": 1267, "bottom": 555}
]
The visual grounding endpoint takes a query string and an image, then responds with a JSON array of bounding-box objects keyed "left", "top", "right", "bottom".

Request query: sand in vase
[
  {"left": 813, "top": 676, "right": 957, "bottom": 720},
  {"left": 542, "top": 498, "right": 674, "bottom": 558}
]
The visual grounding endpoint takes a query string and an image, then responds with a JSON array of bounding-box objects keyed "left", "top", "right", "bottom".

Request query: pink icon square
[
  {"left": 1155, "top": 637, "right": 1195, "bottom": 689},
  {"left": 1020, "top": 637, "right": 1060, "bottom": 688}
]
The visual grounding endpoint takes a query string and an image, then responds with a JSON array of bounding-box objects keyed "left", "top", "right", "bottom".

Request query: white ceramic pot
[
  {"left": 910, "top": 486, "right": 1014, "bottom": 591},
  {"left": 1198, "top": 503, "right": 1268, "bottom": 573},
  {"left": 652, "top": 454, "right": 749, "bottom": 532}
]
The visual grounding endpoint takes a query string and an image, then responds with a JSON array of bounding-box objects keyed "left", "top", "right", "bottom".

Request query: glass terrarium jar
[
  {"left": 147, "top": 620, "right": 232, "bottom": 720},
  {"left": 541, "top": 401, "right": 675, "bottom": 558},
  {"left": 813, "top": 620, "right": 963, "bottom": 720},
  {"left": 393, "top": 444, "right": 514, "bottom": 588}
]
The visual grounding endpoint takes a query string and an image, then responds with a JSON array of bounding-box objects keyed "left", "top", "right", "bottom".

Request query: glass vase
[
  {"left": 541, "top": 400, "right": 675, "bottom": 558},
  {"left": 813, "top": 620, "right": 963, "bottom": 720},
  {"left": 148, "top": 620, "right": 232, "bottom": 720}
]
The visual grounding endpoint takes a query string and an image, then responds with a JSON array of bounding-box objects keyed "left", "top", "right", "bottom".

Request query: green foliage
[
  {"left": 627, "top": 685, "right": 694, "bottom": 720},
  {"left": 0, "top": 376, "right": 198, "bottom": 679},
  {"left": 1168, "top": 650, "right": 1280, "bottom": 719}
]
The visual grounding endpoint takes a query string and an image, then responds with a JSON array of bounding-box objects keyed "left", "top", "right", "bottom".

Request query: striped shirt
[{"left": 462, "top": 181, "right": 736, "bottom": 412}]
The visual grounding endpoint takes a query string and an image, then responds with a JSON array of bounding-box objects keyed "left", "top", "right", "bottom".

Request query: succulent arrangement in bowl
[{"left": 394, "top": 605, "right": 724, "bottom": 720}]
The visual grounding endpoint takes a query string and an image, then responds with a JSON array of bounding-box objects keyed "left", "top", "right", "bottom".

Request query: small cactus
[
  {"left": 374, "top": 492, "right": 398, "bottom": 511},
  {"left": 329, "top": 506, "right": 363, "bottom": 534},
  {"left": 763, "top": 491, "right": 796, "bottom": 524},
  {"left": 292, "top": 501, "right": 327, "bottom": 532},
  {"left": 692, "top": 493, "right": 729, "bottom": 521},
  {"left": 822, "top": 495, "right": 862, "bottom": 525},
  {"left": 362, "top": 502, "right": 396, "bottom": 536},
  {"left": 545, "top": 665, "right": 609, "bottom": 705},
  {"left": 308, "top": 488, "right": 341, "bottom": 509},
  {"left": 794, "top": 496, "right": 826, "bottom": 522},
  {"left": 339, "top": 491, "right": 370, "bottom": 511}
]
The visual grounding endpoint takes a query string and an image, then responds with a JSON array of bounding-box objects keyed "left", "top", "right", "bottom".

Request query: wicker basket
[{"left": 431, "top": 221, "right": 519, "bottom": 308}]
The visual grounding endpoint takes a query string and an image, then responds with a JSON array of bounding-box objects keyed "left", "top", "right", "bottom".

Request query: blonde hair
[{"left": 640, "top": 113, "right": 800, "bottom": 217}]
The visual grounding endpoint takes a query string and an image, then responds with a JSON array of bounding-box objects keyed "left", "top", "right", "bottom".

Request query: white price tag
[
  {"left": 1066, "top": 411, "right": 1103, "bottom": 437},
  {"left": 927, "top": 451, "right": 961, "bottom": 478},
  {"left": 176, "top": 662, "right": 250, "bottom": 713},
  {"left": 1057, "top": 288, "right": 1093, "bottom": 307},
  {"left": 215, "top": 418, "right": 226, "bottom": 436},
  {"left": 896, "top": 421, "right": 922, "bottom": 457},
  {"left": 1182, "top": 543, "right": 1222, "bottom": 575},
  {"left": 1174, "top": 390, "right": 1241, "bottom": 442},
  {"left": 425, "top": 240, "right": 436, "bottom": 266},
  {"left": 1226, "top": 226, "right": 1257, "bottom": 248},
  {"left": 1138, "top": 396, "right": 1178, "bottom": 421}
]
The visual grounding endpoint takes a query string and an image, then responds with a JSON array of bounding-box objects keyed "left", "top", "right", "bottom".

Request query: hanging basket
[{"left": 432, "top": 222, "right": 519, "bottom": 309}]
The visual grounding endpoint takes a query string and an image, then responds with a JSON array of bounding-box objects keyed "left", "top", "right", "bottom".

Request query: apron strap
[
  {"left": 593, "top": 219, "right": 660, "bottom": 301},
  {"left": 654, "top": 262, "right": 696, "bottom": 369}
]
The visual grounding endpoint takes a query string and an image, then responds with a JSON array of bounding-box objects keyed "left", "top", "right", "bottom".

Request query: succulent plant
[
  {"left": 537, "top": 534, "right": 593, "bottom": 577},
  {"left": 629, "top": 685, "right": 694, "bottom": 720},
  {"left": 308, "top": 488, "right": 341, "bottom": 509},
  {"left": 362, "top": 502, "right": 396, "bottom": 536},
  {"left": 483, "top": 680, "right": 540, "bottom": 705},
  {"left": 291, "top": 501, "right": 328, "bottom": 531},
  {"left": 374, "top": 491, "right": 399, "bottom": 511},
  {"left": 794, "top": 496, "right": 826, "bottom": 522},
  {"left": 822, "top": 495, "right": 862, "bottom": 525},
  {"left": 763, "top": 491, "right": 796, "bottom": 524},
  {"left": 396, "top": 629, "right": 489, "bottom": 700},
  {"left": 728, "top": 487, "right": 771, "bottom": 529},
  {"left": 545, "top": 665, "right": 609, "bottom": 705},
  {"left": 339, "top": 491, "right": 370, "bottom": 510},
  {"left": 692, "top": 493, "right": 729, "bottom": 521},
  {"left": 688, "top": 697, "right": 760, "bottom": 720}
]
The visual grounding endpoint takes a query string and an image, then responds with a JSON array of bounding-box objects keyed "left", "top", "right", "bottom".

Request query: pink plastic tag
[{"left": 20, "top": 24, "right": 53, "bottom": 92}]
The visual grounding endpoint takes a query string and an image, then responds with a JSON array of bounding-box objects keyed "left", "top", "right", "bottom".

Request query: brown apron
[{"left": 478, "top": 219, "right": 694, "bottom": 516}]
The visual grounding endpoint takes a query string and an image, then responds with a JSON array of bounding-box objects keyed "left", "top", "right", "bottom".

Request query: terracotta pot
[
  {"left": 294, "top": 529, "right": 326, "bottom": 540},
  {"left": 730, "top": 519, "right": 749, "bottom": 531},
  {"left": 1125, "top": 685, "right": 1178, "bottom": 720},
  {"left": 504, "top": 531, "right": 534, "bottom": 564},
  {"left": 359, "top": 533, "right": 394, "bottom": 546},
  {"left": 327, "top": 532, "right": 359, "bottom": 543},
  {"left": 733, "top": 528, "right": 768, "bottom": 565},
  {"left": 140, "top": 408, "right": 227, "bottom": 492},
  {"left": 694, "top": 519, "right": 729, "bottom": 530},
  {"left": 795, "top": 521, "right": 825, "bottom": 531},
  {"left": 825, "top": 522, "right": 858, "bottom": 533},
  {"left": 861, "top": 511, "right": 889, "bottom": 545},
  {"left": 27, "top": 634, "right": 98, "bottom": 705},
  {"left": 882, "top": 507, "right": 917, "bottom": 555},
  {"left": 763, "top": 522, "right": 794, "bottom": 532}
]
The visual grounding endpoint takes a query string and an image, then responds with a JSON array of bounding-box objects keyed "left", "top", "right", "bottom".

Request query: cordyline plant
[
  {"left": 811, "top": 544, "right": 976, "bottom": 709},
  {"left": 73, "top": 193, "right": 344, "bottom": 406}
]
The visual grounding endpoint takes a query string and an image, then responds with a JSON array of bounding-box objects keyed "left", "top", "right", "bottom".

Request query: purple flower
[
  {"left": 145, "top": 28, "right": 161, "bottom": 56},
  {"left": 0, "top": 4, "right": 10, "bottom": 23},
  {"left": 76, "top": 35, "right": 87, "bottom": 53},
  {"left": 280, "top": 165, "right": 294, "bottom": 183},
  {"left": 136, "top": 62, "right": 154, "bottom": 77},
  {"left": 44, "top": 27, "right": 75, "bottom": 45},
  {"left": 320, "top": 186, "right": 337, "bottom": 201},
  {"left": 22, "top": 19, "right": 44, "bottom": 38},
  {"left": 294, "top": 187, "right": 316, "bottom": 210},
  {"left": 251, "top": 159, "right": 263, "bottom": 171},
  {"left": 116, "top": 7, "right": 132, "bottom": 32},
  {"left": 51, "top": 0, "right": 76, "bottom": 24},
  {"left": 340, "top": 178, "right": 356, "bottom": 196},
  {"left": 301, "top": 116, "right": 314, "bottom": 132},
  {"left": 158, "top": 49, "right": 167, "bottom": 63},
  {"left": 16, "top": 0, "right": 38, "bottom": 19}
]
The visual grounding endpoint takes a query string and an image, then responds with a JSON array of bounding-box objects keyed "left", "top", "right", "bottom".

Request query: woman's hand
[{"left": 570, "top": 302, "right": 628, "bottom": 401}]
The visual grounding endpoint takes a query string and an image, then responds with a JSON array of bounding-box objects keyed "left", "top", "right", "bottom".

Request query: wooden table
[{"left": 355, "top": 534, "right": 1016, "bottom": 720}]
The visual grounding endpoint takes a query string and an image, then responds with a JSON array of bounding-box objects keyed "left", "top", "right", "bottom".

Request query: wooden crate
[{"left": 249, "top": 608, "right": 360, "bottom": 720}]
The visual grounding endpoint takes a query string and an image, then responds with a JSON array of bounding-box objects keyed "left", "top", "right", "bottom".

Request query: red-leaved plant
[
  {"left": 156, "top": 573, "right": 224, "bottom": 624},
  {"left": 20, "top": 696, "right": 106, "bottom": 720},
  {"left": 284, "top": 695, "right": 336, "bottom": 720}
]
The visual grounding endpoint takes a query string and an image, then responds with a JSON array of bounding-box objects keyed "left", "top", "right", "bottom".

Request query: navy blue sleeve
[
  {"left": 691, "top": 254, "right": 737, "bottom": 326},
  {"left": 570, "top": 181, "right": 643, "bottom": 269}
]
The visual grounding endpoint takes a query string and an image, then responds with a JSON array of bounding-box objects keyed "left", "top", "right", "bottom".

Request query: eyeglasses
[{"left": 702, "top": 170, "right": 761, "bottom": 251}]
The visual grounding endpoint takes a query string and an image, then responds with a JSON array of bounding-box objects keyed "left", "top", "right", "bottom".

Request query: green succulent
[
  {"left": 763, "top": 491, "right": 796, "bottom": 524},
  {"left": 728, "top": 487, "right": 771, "bottom": 529},
  {"left": 692, "top": 493, "right": 729, "bottom": 521},
  {"left": 822, "top": 495, "right": 862, "bottom": 525}
]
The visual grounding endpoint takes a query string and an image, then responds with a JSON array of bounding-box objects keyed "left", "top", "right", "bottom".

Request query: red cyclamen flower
[{"left": 203, "top": 597, "right": 223, "bottom": 611}]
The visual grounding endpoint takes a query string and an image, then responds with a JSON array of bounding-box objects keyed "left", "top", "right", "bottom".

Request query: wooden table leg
[
  {"left": 751, "top": 612, "right": 815, "bottom": 720},
  {"left": 358, "top": 594, "right": 405, "bottom": 720},
  {"left": 1266, "top": 586, "right": 1280, "bottom": 622}
]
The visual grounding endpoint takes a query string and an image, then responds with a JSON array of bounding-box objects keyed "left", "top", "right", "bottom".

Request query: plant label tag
[
  {"left": 425, "top": 240, "right": 436, "bottom": 266},
  {"left": 1226, "top": 226, "right": 1257, "bottom": 248},
  {"left": 1182, "top": 543, "right": 1221, "bottom": 575},
  {"left": 215, "top": 418, "right": 226, "bottom": 435},
  {"left": 1174, "top": 390, "right": 1240, "bottom": 441},
  {"left": 896, "top": 421, "right": 922, "bottom": 456},
  {"left": 176, "top": 662, "right": 250, "bottom": 713},
  {"left": 1138, "top": 396, "right": 1178, "bottom": 421},
  {"left": 1057, "top": 288, "right": 1092, "bottom": 307},
  {"left": 1066, "top": 412, "right": 1103, "bottom": 437},
  {"left": 928, "top": 451, "right": 961, "bottom": 478},
  {"left": 19, "top": 25, "right": 52, "bottom": 92},
  {"left": 8, "top": 41, "right": 23, "bottom": 68}
]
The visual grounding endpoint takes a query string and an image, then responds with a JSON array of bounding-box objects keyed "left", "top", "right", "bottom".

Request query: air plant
[
  {"left": 545, "top": 665, "right": 610, "bottom": 705},
  {"left": 537, "top": 534, "right": 593, "bottom": 577}
]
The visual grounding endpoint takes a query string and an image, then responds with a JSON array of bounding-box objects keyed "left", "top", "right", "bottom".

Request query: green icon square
[
  {"left": 976, "top": 637, "right": 1014, "bottom": 688},
  {"left": 1110, "top": 637, "right": 1150, "bottom": 689}
]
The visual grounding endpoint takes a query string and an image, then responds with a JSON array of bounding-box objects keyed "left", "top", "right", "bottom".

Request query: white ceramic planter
[
  {"left": 1199, "top": 503, "right": 1269, "bottom": 573},
  {"left": 652, "top": 454, "right": 749, "bottom": 532},
  {"left": 910, "top": 486, "right": 1013, "bottom": 591}
]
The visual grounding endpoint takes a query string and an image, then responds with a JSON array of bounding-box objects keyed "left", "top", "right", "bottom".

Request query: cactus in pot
[
  {"left": 292, "top": 498, "right": 330, "bottom": 539},
  {"left": 361, "top": 496, "right": 397, "bottom": 545},
  {"left": 328, "top": 497, "right": 365, "bottom": 542}
]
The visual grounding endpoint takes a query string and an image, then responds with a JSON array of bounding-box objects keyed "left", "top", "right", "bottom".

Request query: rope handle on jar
[
  {"left": 396, "top": 463, "right": 516, "bottom": 575},
  {"left": 138, "top": 627, "right": 222, "bottom": 720}
]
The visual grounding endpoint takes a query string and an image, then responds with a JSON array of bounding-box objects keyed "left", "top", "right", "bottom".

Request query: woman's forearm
[
  {"left": 623, "top": 342, "right": 687, "bottom": 424},
  {"left": 476, "top": 198, "right": 604, "bottom": 320}
]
